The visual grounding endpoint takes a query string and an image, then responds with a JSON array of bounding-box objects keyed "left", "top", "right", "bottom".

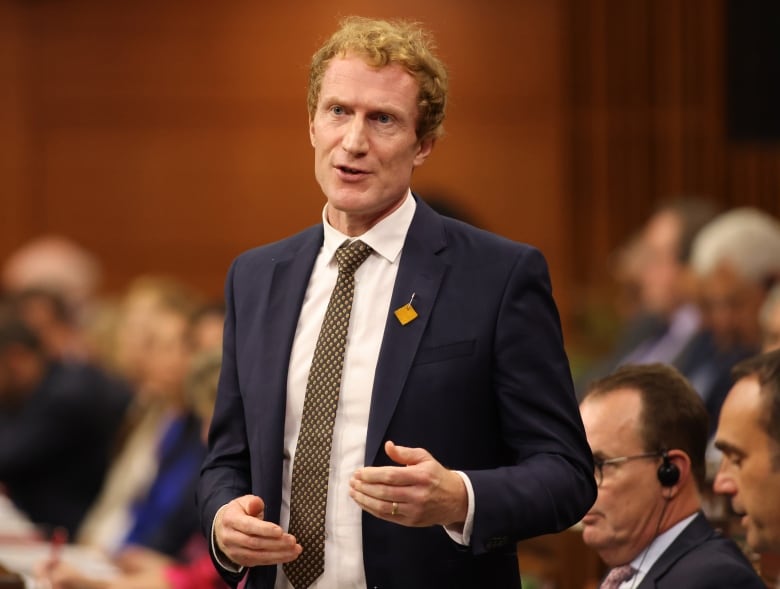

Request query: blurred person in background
[
  {"left": 580, "top": 364, "right": 763, "bottom": 588},
  {"left": 38, "top": 348, "right": 227, "bottom": 589},
  {"left": 187, "top": 301, "right": 225, "bottom": 355},
  {"left": 1, "top": 235, "right": 101, "bottom": 329},
  {"left": 78, "top": 279, "right": 205, "bottom": 559},
  {"left": 0, "top": 298, "right": 132, "bottom": 537},
  {"left": 576, "top": 199, "right": 723, "bottom": 403},
  {"left": 13, "top": 287, "right": 91, "bottom": 362},
  {"left": 759, "top": 285, "right": 780, "bottom": 353},
  {"left": 691, "top": 207, "right": 780, "bottom": 356},
  {"left": 109, "top": 276, "right": 202, "bottom": 391},
  {"left": 688, "top": 207, "right": 780, "bottom": 435},
  {"left": 608, "top": 232, "right": 647, "bottom": 326}
]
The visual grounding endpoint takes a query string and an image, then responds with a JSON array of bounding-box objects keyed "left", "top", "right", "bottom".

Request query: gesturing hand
[
  {"left": 349, "top": 441, "right": 468, "bottom": 529},
  {"left": 214, "top": 495, "right": 302, "bottom": 567}
]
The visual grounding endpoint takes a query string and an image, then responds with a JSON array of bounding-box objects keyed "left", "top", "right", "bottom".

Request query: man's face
[
  {"left": 761, "top": 300, "right": 780, "bottom": 352},
  {"left": 714, "top": 376, "right": 780, "bottom": 552},
  {"left": 580, "top": 389, "right": 666, "bottom": 566},
  {"left": 637, "top": 210, "right": 684, "bottom": 316},
  {"left": 309, "top": 54, "right": 434, "bottom": 236},
  {"left": 142, "top": 309, "right": 191, "bottom": 401},
  {"left": 698, "top": 262, "right": 766, "bottom": 351}
]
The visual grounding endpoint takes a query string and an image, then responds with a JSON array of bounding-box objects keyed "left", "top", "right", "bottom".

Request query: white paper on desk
[
  {"left": 0, "top": 495, "right": 37, "bottom": 538},
  {"left": 0, "top": 542, "right": 118, "bottom": 580}
]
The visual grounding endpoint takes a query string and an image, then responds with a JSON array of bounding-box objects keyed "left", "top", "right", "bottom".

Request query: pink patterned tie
[{"left": 600, "top": 564, "right": 636, "bottom": 589}]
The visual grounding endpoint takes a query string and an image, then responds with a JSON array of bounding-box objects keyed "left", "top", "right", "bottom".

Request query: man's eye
[
  {"left": 376, "top": 113, "right": 392, "bottom": 124},
  {"left": 724, "top": 454, "right": 742, "bottom": 468},
  {"left": 330, "top": 105, "right": 345, "bottom": 115}
]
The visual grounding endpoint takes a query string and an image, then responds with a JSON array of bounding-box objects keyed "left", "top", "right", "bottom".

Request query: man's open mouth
[{"left": 338, "top": 165, "right": 364, "bottom": 175}]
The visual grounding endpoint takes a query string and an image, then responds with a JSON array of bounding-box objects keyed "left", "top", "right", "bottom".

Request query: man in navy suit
[
  {"left": 580, "top": 364, "right": 762, "bottom": 588},
  {"left": 198, "top": 16, "right": 595, "bottom": 589}
]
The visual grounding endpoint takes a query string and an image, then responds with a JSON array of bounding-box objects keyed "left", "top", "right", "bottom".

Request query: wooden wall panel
[
  {"left": 1, "top": 0, "right": 571, "bottom": 326},
  {"left": 0, "top": 1, "right": 32, "bottom": 257},
  {"left": 4, "top": 0, "right": 780, "bottom": 338}
]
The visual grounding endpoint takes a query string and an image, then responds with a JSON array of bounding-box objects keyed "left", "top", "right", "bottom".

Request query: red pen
[{"left": 48, "top": 527, "right": 68, "bottom": 570}]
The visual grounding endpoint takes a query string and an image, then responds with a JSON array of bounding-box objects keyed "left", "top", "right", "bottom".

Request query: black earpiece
[{"left": 657, "top": 450, "right": 680, "bottom": 487}]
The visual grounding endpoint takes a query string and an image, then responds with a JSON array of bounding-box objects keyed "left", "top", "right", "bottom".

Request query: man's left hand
[{"left": 349, "top": 440, "right": 467, "bottom": 528}]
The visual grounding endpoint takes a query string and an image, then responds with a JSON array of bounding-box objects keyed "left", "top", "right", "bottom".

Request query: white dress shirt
[{"left": 274, "top": 193, "right": 415, "bottom": 588}]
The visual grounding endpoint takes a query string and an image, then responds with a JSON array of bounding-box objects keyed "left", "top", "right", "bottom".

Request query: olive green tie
[{"left": 284, "top": 239, "right": 373, "bottom": 589}]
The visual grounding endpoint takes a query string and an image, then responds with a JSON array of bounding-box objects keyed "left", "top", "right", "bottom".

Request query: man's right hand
[{"left": 214, "top": 495, "right": 302, "bottom": 567}]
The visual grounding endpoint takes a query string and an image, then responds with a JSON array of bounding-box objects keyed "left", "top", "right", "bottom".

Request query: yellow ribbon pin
[{"left": 394, "top": 293, "right": 418, "bottom": 325}]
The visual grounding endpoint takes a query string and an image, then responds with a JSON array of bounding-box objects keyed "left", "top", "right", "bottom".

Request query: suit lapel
[
  {"left": 262, "top": 227, "right": 324, "bottom": 413},
  {"left": 635, "top": 512, "right": 712, "bottom": 588},
  {"left": 364, "top": 200, "right": 448, "bottom": 465}
]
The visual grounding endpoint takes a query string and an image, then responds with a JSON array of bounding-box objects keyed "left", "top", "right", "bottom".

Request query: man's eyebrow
[{"left": 714, "top": 439, "right": 743, "bottom": 456}]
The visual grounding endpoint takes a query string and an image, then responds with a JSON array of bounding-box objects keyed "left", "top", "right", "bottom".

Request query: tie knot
[
  {"left": 335, "top": 240, "right": 373, "bottom": 276},
  {"left": 601, "top": 564, "right": 636, "bottom": 589}
]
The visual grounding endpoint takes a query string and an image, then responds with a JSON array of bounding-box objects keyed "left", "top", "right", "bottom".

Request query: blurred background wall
[{"left": 2, "top": 0, "right": 779, "bottom": 348}]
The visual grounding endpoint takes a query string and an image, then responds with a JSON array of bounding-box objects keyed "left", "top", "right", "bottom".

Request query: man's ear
[
  {"left": 661, "top": 449, "right": 690, "bottom": 499},
  {"left": 309, "top": 118, "right": 316, "bottom": 148},
  {"left": 413, "top": 136, "right": 436, "bottom": 168}
]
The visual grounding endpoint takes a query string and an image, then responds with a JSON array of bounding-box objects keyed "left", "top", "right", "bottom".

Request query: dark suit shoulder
[
  {"left": 671, "top": 537, "right": 762, "bottom": 586},
  {"left": 233, "top": 224, "right": 322, "bottom": 265},
  {"left": 412, "top": 194, "right": 541, "bottom": 258},
  {"left": 226, "top": 225, "right": 322, "bottom": 286},
  {"left": 429, "top": 216, "right": 550, "bottom": 286},
  {"left": 647, "top": 516, "right": 763, "bottom": 588},
  {"left": 438, "top": 214, "right": 539, "bottom": 255}
]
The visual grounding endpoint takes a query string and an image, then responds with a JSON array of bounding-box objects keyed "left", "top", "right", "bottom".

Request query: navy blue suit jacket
[
  {"left": 198, "top": 196, "right": 596, "bottom": 588},
  {"left": 635, "top": 513, "right": 763, "bottom": 588}
]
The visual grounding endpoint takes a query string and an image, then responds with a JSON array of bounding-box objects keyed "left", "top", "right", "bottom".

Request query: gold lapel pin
[{"left": 394, "top": 292, "right": 418, "bottom": 326}]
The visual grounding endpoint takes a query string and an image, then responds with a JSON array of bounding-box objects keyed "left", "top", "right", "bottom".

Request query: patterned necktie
[
  {"left": 600, "top": 564, "right": 636, "bottom": 589},
  {"left": 284, "top": 239, "right": 373, "bottom": 589}
]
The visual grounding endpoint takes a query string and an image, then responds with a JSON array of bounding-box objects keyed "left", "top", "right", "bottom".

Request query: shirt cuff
[
  {"left": 443, "top": 471, "right": 475, "bottom": 546},
  {"left": 212, "top": 504, "right": 245, "bottom": 573}
]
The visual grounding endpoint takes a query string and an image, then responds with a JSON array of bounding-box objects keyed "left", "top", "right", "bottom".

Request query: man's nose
[
  {"left": 342, "top": 117, "right": 369, "bottom": 154},
  {"left": 712, "top": 465, "right": 737, "bottom": 495}
]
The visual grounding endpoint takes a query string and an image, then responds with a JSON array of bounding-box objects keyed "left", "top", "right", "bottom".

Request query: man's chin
[
  {"left": 581, "top": 525, "right": 606, "bottom": 551},
  {"left": 744, "top": 523, "right": 772, "bottom": 553}
]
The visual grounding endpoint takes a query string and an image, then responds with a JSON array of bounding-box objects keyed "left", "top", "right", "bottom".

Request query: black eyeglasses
[{"left": 593, "top": 452, "right": 661, "bottom": 486}]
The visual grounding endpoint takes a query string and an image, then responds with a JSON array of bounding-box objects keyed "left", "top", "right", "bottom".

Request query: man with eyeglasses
[{"left": 579, "top": 364, "right": 762, "bottom": 588}]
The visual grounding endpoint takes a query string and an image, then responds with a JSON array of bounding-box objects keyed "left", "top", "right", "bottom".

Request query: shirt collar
[{"left": 321, "top": 190, "right": 416, "bottom": 265}]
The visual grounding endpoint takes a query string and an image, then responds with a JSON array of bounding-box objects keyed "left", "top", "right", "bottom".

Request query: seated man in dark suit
[
  {"left": 0, "top": 300, "right": 132, "bottom": 537},
  {"left": 579, "top": 364, "right": 763, "bottom": 588}
]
